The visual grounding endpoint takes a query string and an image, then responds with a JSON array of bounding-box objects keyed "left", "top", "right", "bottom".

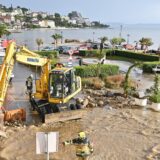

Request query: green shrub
[
  {"left": 150, "top": 93, "right": 160, "bottom": 103},
  {"left": 149, "top": 75, "right": 160, "bottom": 103},
  {"left": 111, "top": 50, "right": 159, "bottom": 61},
  {"left": 75, "top": 64, "right": 119, "bottom": 78},
  {"left": 35, "top": 51, "right": 59, "bottom": 58},
  {"left": 142, "top": 62, "right": 160, "bottom": 73}
]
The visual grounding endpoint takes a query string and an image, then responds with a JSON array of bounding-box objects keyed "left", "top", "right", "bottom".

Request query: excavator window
[{"left": 49, "top": 70, "right": 72, "bottom": 98}]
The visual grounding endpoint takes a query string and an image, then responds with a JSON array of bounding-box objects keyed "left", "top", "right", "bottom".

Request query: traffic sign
[{"left": 36, "top": 132, "right": 59, "bottom": 160}]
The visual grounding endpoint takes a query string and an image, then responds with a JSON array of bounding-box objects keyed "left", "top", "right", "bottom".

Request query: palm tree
[
  {"left": 0, "top": 24, "right": 10, "bottom": 38},
  {"left": 51, "top": 33, "right": 62, "bottom": 48},
  {"left": 139, "top": 37, "right": 153, "bottom": 53},
  {"left": 99, "top": 36, "right": 108, "bottom": 53},
  {"left": 110, "top": 37, "right": 126, "bottom": 48},
  {"left": 36, "top": 38, "right": 43, "bottom": 51}
]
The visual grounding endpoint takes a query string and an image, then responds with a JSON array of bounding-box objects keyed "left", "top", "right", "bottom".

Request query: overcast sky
[{"left": 1, "top": 0, "right": 160, "bottom": 24}]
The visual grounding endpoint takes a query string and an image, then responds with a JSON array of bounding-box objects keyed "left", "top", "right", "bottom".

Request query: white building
[
  {"left": 31, "top": 12, "right": 38, "bottom": 17},
  {"left": 61, "top": 15, "right": 70, "bottom": 21},
  {"left": 11, "top": 8, "right": 23, "bottom": 16},
  {"left": 39, "top": 20, "right": 55, "bottom": 28},
  {"left": 39, "top": 12, "right": 48, "bottom": 18},
  {"left": 47, "top": 20, "right": 55, "bottom": 28},
  {"left": 68, "top": 19, "right": 77, "bottom": 25}
]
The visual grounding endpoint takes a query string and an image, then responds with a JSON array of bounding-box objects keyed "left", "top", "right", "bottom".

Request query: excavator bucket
[
  {"left": 4, "top": 108, "right": 26, "bottom": 122},
  {"left": 45, "top": 109, "right": 87, "bottom": 124}
]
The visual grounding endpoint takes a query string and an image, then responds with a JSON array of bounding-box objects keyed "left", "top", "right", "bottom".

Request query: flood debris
[
  {"left": 0, "top": 130, "right": 7, "bottom": 138},
  {"left": 4, "top": 120, "right": 26, "bottom": 127}
]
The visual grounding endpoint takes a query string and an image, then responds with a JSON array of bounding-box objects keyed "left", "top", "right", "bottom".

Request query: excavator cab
[{"left": 48, "top": 67, "right": 81, "bottom": 104}]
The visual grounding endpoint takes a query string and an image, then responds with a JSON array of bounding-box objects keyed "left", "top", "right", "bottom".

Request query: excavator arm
[
  {"left": 0, "top": 42, "right": 15, "bottom": 108},
  {"left": 0, "top": 42, "right": 49, "bottom": 109}
]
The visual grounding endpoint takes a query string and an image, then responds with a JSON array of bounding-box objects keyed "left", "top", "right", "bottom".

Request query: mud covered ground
[
  {"left": 0, "top": 59, "right": 158, "bottom": 160},
  {"left": 1, "top": 107, "right": 160, "bottom": 160}
]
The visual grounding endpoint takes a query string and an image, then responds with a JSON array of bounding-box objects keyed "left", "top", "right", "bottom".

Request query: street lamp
[
  {"left": 127, "top": 34, "right": 130, "bottom": 44},
  {"left": 61, "top": 31, "right": 63, "bottom": 44},
  {"left": 119, "top": 25, "right": 123, "bottom": 38},
  {"left": 93, "top": 32, "right": 95, "bottom": 43}
]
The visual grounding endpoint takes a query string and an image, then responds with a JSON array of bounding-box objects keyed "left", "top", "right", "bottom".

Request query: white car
[
  {"left": 153, "top": 65, "right": 160, "bottom": 72},
  {"left": 41, "top": 46, "right": 54, "bottom": 51}
]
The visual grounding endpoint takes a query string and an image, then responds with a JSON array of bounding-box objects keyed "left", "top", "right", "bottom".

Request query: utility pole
[
  {"left": 119, "top": 25, "right": 123, "bottom": 38},
  {"left": 127, "top": 34, "right": 130, "bottom": 44},
  {"left": 61, "top": 31, "right": 63, "bottom": 44},
  {"left": 93, "top": 32, "right": 95, "bottom": 42}
]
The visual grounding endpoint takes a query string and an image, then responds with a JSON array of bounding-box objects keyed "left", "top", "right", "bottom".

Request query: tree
[
  {"left": 54, "top": 13, "right": 61, "bottom": 26},
  {"left": 36, "top": 38, "right": 43, "bottom": 51},
  {"left": 149, "top": 75, "right": 160, "bottom": 103},
  {"left": 51, "top": 33, "right": 62, "bottom": 47},
  {"left": 139, "top": 37, "right": 153, "bottom": 53},
  {"left": 21, "top": 7, "right": 29, "bottom": 14},
  {"left": 110, "top": 37, "right": 126, "bottom": 48},
  {"left": 99, "top": 36, "right": 108, "bottom": 53},
  {"left": 37, "top": 14, "right": 43, "bottom": 21},
  {"left": 0, "top": 24, "right": 10, "bottom": 38}
]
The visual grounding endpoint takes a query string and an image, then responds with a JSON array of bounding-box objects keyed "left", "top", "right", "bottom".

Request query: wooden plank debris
[{"left": 45, "top": 110, "right": 87, "bottom": 124}]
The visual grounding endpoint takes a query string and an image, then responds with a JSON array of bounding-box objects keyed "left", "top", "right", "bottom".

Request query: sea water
[{"left": 10, "top": 24, "right": 160, "bottom": 50}]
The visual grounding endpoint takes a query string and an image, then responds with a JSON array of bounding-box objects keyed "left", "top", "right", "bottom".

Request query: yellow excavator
[{"left": 0, "top": 42, "right": 82, "bottom": 123}]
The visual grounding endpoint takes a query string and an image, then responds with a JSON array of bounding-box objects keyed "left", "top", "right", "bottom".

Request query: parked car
[
  {"left": 153, "top": 65, "right": 160, "bottom": 73},
  {"left": 55, "top": 46, "right": 69, "bottom": 53},
  {"left": 63, "top": 46, "right": 79, "bottom": 55},
  {"left": 123, "top": 44, "right": 135, "bottom": 50},
  {"left": 41, "top": 46, "right": 54, "bottom": 51}
]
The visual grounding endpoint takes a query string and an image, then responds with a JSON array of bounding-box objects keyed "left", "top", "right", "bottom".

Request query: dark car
[
  {"left": 63, "top": 46, "right": 79, "bottom": 55},
  {"left": 55, "top": 46, "right": 69, "bottom": 53}
]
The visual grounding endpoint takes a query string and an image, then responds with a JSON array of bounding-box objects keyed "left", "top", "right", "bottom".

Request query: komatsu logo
[{"left": 27, "top": 58, "right": 39, "bottom": 63}]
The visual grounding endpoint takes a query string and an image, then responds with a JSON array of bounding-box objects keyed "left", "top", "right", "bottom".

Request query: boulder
[
  {"left": 98, "top": 100, "right": 104, "bottom": 107},
  {"left": 82, "top": 99, "right": 89, "bottom": 108},
  {"left": 0, "top": 130, "right": 7, "bottom": 138},
  {"left": 87, "top": 102, "right": 97, "bottom": 108}
]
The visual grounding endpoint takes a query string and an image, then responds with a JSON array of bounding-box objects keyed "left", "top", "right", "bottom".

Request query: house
[
  {"left": 61, "top": 15, "right": 70, "bottom": 21},
  {"left": 39, "top": 20, "right": 55, "bottom": 28},
  {"left": 38, "top": 12, "right": 48, "bottom": 18},
  {"left": 31, "top": 12, "right": 39, "bottom": 18},
  {"left": 47, "top": 20, "right": 55, "bottom": 28},
  {"left": 11, "top": 8, "right": 23, "bottom": 16},
  {"left": 84, "top": 18, "right": 91, "bottom": 26},
  {"left": 39, "top": 20, "right": 47, "bottom": 27},
  {"left": 0, "top": 15, "right": 12, "bottom": 24},
  {"left": 68, "top": 19, "right": 77, "bottom": 25}
]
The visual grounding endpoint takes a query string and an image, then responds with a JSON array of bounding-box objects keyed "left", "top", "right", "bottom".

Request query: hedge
[
  {"left": 142, "top": 61, "right": 160, "bottom": 73},
  {"left": 75, "top": 64, "right": 119, "bottom": 78},
  {"left": 79, "top": 49, "right": 112, "bottom": 57},
  {"left": 35, "top": 51, "right": 59, "bottom": 58},
  {"left": 79, "top": 49, "right": 159, "bottom": 61},
  {"left": 109, "top": 50, "right": 159, "bottom": 61}
]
